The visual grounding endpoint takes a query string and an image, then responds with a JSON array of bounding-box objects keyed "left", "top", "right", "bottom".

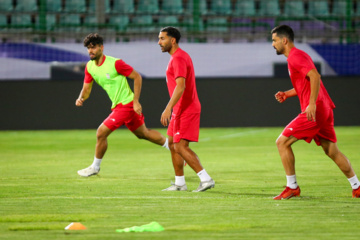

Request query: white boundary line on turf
[
  {"left": 200, "top": 129, "right": 269, "bottom": 142},
  {"left": 9, "top": 196, "right": 230, "bottom": 200}
]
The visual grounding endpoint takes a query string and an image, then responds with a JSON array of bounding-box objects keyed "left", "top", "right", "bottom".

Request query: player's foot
[
  {"left": 77, "top": 166, "right": 100, "bottom": 177},
  {"left": 192, "top": 179, "right": 215, "bottom": 192},
  {"left": 352, "top": 186, "right": 360, "bottom": 198},
  {"left": 162, "top": 182, "right": 187, "bottom": 191},
  {"left": 273, "top": 186, "right": 300, "bottom": 200}
]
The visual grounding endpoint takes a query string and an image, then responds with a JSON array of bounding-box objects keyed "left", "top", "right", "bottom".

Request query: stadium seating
[
  {"left": 0, "top": 0, "right": 14, "bottom": 11},
  {"left": 207, "top": 17, "right": 228, "bottom": 32},
  {"left": 64, "top": 0, "right": 86, "bottom": 13},
  {"left": 58, "top": 14, "right": 81, "bottom": 32},
  {"left": 10, "top": 14, "right": 33, "bottom": 31},
  {"left": 258, "top": 0, "right": 280, "bottom": 16},
  {"left": 14, "top": 0, "right": 38, "bottom": 12},
  {"left": 332, "top": 0, "right": 354, "bottom": 16},
  {"left": 283, "top": 0, "right": 305, "bottom": 17},
  {"left": 161, "top": 0, "right": 184, "bottom": 14},
  {"left": 357, "top": 0, "right": 360, "bottom": 16},
  {"left": 112, "top": 0, "right": 135, "bottom": 14},
  {"left": 108, "top": 15, "right": 130, "bottom": 32},
  {"left": 233, "top": 0, "right": 256, "bottom": 17},
  {"left": 209, "top": 0, "right": 232, "bottom": 15},
  {"left": 88, "top": 0, "right": 111, "bottom": 14},
  {"left": 158, "top": 15, "right": 179, "bottom": 25},
  {"left": 182, "top": 17, "right": 204, "bottom": 32},
  {"left": 45, "top": 14, "right": 57, "bottom": 30},
  {"left": 186, "top": 0, "right": 208, "bottom": 16},
  {"left": 130, "top": 15, "right": 156, "bottom": 33},
  {"left": 308, "top": 0, "right": 330, "bottom": 16},
  {"left": 46, "top": 0, "right": 62, "bottom": 13},
  {"left": 136, "top": 0, "right": 159, "bottom": 14},
  {"left": 0, "top": 14, "right": 7, "bottom": 29}
]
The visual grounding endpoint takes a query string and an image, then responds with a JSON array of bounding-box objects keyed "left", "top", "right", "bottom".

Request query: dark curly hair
[
  {"left": 271, "top": 25, "right": 294, "bottom": 42},
  {"left": 160, "top": 26, "right": 181, "bottom": 43},
  {"left": 83, "top": 33, "right": 103, "bottom": 47}
]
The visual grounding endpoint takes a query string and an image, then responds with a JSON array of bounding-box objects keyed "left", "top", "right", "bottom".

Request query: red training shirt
[
  {"left": 84, "top": 55, "right": 134, "bottom": 83},
  {"left": 287, "top": 47, "right": 335, "bottom": 112},
  {"left": 166, "top": 48, "right": 201, "bottom": 115}
]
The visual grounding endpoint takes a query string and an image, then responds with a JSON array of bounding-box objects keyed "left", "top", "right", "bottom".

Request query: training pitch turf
[{"left": 1, "top": 127, "right": 360, "bottom": 240}]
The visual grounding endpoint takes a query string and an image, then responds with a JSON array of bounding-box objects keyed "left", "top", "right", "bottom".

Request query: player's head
[
  {"left": 158, "top": 27, "right": 181, "bottom": 53},
  {"left": 83, "top": 33, "right": 104, "bottom": 61},
  {"left": 271, "top": 25, "right": 294, "bottom": 55}
]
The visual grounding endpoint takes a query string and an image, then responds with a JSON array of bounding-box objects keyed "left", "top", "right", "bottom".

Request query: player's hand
[
  {"left": 133, "top": 100, "right": 142, "bottom": 115},
  {"left": 302, "top": 103, "right": 316, "bottom": 122},
  {"left": 161, "top": 108, "right": 171, "bottom": 127},
  {"left": 76, "top": 98, "right": 84, "bottom": 107},
  {"left": 275, "top": 91, "right": 287, "bottom": 103}
]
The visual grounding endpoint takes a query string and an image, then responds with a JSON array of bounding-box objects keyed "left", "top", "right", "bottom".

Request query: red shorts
[
  {"left": 103, "top": 101, "right": 144, "bottom": 132},
  {"left": 282, "top": 105, "right": 337, "bottom": 146},
  {"left": 167, "top": 112, "right": 200, "bottom": 143}
]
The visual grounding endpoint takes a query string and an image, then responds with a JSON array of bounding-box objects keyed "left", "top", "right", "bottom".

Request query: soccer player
[
  {"left": 158, "top": 27, "right": 215, "bottom": 192},
  {"left": 76, "top": 33, "right": 169, "bottom": 177},
  {"left": 271, "top": 25, "right": 360, "bottom": 199}
]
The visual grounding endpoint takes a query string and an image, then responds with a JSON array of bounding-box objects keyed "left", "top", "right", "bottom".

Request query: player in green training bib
[{"left": 75, "top": 33, "right": 169, "bottom": 177}]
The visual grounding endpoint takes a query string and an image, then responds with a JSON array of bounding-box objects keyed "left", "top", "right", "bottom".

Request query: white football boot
[{"left": 77, "top": 166, "right": 100, "bottom": 177}]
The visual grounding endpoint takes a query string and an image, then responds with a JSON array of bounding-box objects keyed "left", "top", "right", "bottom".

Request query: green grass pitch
[{"left": 1, "top": 127, "right": 360, "bottom": 240}]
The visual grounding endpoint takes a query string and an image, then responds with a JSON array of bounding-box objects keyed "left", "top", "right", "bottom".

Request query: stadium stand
[
  {"left": 283, "top": 0, "right": 305, "bottom": 17},
  {"left": 0, "top": 0, "right": 13, "bottom": 12},
  {"left": 111, "top": 0, "right": 135, "bottom": 14},
  {"left": 161, "top": 0, "right": 184, "bottom": 14},
  {"left": 209, "top": 0, "right": 232, "bottom": 15},
  {"left": 308, "top": 0, "right": 330, "bottom": 16},
  {"left": 14, "top": 0, "right": 38, "bottom": 12},
  {"left": 258, "top": 0, "right": 281, "bottom": 16},
  {"left": 46, "top": 0, "right": 62, "bottom": 13},
  {"left": 88, "top": 0, "right": 111, "bottom": 14},
  {"left": 233, "top": 0, "right": 256, "bottom": 17},
  {"left": 64, "top": 0, "right": 86, "bottom": 13},
  {"left": 136, "top": 0, "right": 160, "bottom": 14}
]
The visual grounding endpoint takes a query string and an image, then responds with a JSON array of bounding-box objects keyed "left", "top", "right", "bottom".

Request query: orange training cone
[{"left": 65, "top": 222, "right": 87, "bottom": 230}]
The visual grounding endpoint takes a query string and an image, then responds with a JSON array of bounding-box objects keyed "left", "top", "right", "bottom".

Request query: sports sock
[
  {"left": 175, "top": 176, "right": 185, "bottom": 186},
  {"left": 91, "top": 156, "right": 102, "bottom": 171},
  {"left": 197, "top": 169, "right": 211, "bottom": 182},
  {"left": 162, "top": 138, "right": 169, "bottom": 150},
  {"left": 348, "top": 175, "right": 360, "bottom": 189},
  {"left": 286, "top": 175, "right": 298, "bottom": 189}
]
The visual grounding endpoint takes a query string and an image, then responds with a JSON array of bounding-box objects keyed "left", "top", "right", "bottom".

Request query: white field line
[
  {"left": 200, "top": 129, "right": 269, "bottom": 142},
  {"left": 6, "top": 196, "right": 232, "bottom": 200}
]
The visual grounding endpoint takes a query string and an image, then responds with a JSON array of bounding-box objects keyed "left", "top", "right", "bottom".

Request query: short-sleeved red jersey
[
  {"left": 166, "top": 48, "right": 201, "bottom": 115},
  {"left": 287, "top": 47, "right": 335, "bottom": 112}
]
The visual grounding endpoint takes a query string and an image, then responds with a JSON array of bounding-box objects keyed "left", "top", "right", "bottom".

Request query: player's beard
[
  {"left": 90, "top": 51, "right": 101, "bottom": 61},
  {"left": 161, "top": 43, "right": 172, "bottom": 53},
  {"left": 275, "top": 46, "right": 284, "bottom": 55}
]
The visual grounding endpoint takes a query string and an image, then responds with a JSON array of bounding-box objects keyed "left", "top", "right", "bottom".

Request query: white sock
[
  {"left": 91, "top": 156, "right": 102, "bottom": 171},
  {"left": 162, "top": 138, "right": 169, "bottom": 150},
  {"left": 197, "top": 169, "right": 211, "bottom": 182},
  {"left": 348, "top": 175, "right": 360, "bottom": 189},
  {"left": 286, "top": 175, "right": 298, "bottom": 189},
  {"left": 175, "top": 176, "right": 185, "bottom": 186}
]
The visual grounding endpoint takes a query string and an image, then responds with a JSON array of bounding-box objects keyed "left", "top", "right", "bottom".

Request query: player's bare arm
[
  {"left": 161, "top": 77, "right": 185, "bottom": 127},
  {"left": 127, "top": 69, "right": 142, "bottom": 115},
  {"left": 275, "top": 88, "right": 297, "bottom": 103},
  {"left": 76, "top": 82, "right": 93, "bottom": 107},
  {"left": 302, "top": 69, "right": 320, "bottom": 122}
]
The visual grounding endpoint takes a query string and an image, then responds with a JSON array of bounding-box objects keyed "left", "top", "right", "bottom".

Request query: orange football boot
[
  {"left": 273, "top": 186, "right": 301, "bottom": 200},
  {"left": 352, "top": 187, "right": 360, "bottom": 198}
]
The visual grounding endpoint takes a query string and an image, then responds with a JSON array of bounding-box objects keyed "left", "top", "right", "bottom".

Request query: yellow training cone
[{"left": 65, "top": 222, "right": 87, "bottom": 230}]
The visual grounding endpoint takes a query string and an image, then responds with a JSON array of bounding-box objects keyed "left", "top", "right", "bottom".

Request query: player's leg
[
  {"left": 320, "top": 139, "right": 360, "bottom": 197},
  {"left": 162, "top": 136, "right": 188, "bottom": 191},
  {"left": 132, "top": 123, "right": 168, "bottom": 148},
  {"left": 276, "top": 135, "right": 298, "bottom": 176},
  {"left": 174, "top": 139, "right": 214, "bottom": 192},
  {"left": 274, "top": 134, "right": 301, "bottom": 200},
  {"left": 77, "top": 123, "right": 113, "bottom": 177}
]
